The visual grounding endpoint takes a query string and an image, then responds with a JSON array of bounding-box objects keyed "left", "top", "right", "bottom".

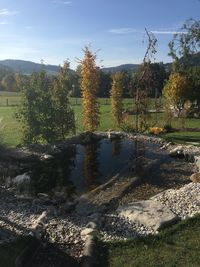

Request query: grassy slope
[{"left": 98, "top": 214, "right": 200, "bottom": 267}]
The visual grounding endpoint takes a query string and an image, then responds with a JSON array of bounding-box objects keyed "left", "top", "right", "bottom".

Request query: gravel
[
  {"left": 152, "top": 182, "right": 200, "bottom": 219},
  {"left": 0, "top": 183, "right": 200, "bottom": 258}
]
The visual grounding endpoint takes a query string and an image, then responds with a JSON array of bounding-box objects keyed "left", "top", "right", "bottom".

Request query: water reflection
[
  {"left": 84, "top": 142, "right": 101, "bottom": 190},
  {"left": 1, "top": 138, "right": 191, "bottom": 200},
  {"left": 111, "top": 139, "right": 121, "bottom": 157},
  {"left": 29, "top": 145, "right": 77, "bottom": 197}
]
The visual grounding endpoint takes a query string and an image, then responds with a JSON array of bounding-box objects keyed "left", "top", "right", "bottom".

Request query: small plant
[{"left": 149, "top": 127, "right": 165, "bottom": 135}]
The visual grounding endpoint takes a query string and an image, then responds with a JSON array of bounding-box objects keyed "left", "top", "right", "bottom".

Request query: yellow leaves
[
  {"left": 163, "top": 73, "right": 188, "bottom": 108},
  {"left": 110, "top": 72, "right": 124, "bottom": 126},
  {"left": 79, "top": 46, "right": 100, "bottom": 132},
  {"left": 149, "top": 127, "right": 165, "bottom": 135}
]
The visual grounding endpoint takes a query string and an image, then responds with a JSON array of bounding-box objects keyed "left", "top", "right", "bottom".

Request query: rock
[
  {"left": 40, "top": 154, "right": 54, "bottom": 161},
  {"left": 195, "top": 156, "right": 200, "bottom": 171},
  {"left": 81, "top": 228, "right": 98, "bottom": 241},
  {"left": 86, "top": 221, "right": 97, "bottom": 229},
  {"left": 37, "top": 193, "right": 49, "bottom": 199},
  {"left": 117, "top": 200, "right": 180, "bottom": 231},
  {"left": 13, "top": 173, "right": 30, "bottom": 185},
  {"left": 190, "top": 173, "right": 200, "bottom": 183},
  {"left": 169, "top": 146, "right": 184, "bottom": 157}
]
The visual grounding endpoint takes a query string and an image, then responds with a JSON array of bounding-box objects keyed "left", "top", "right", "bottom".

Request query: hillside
[
  {"left": 0, "top": 59, "right": 60, "bottom": 75},
  {"left": 102, "top": 64, "right": 140, "bottom": 73},
  {"left": 0, "top": 52, "right": 199, "bottom": 76}
]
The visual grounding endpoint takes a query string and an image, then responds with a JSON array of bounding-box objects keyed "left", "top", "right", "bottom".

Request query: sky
[{"left": 0, "top": 0, "right": 199, "bottom": 69}]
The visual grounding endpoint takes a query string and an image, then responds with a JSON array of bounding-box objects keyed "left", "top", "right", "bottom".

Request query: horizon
[{"left": 0, "top": 0, "right": 199, "bottom": 69}]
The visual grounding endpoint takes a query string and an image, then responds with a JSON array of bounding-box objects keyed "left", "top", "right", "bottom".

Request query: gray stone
[
  {"left": 195, "top": 156, "right": 200, "bottom": 171},
  {"left": 40, "top": 154, "right": 54, "bottom": 161},
  {"left": 86, "top": 221, "right": 97, "bottom": 229},
  {"left": 117, "top": 200, "right": 179, "bottom": 231},
  {"left": 13, "top": 173, "right": 30, "bottom": 185},
  {"left": 169, "top": 146, "right": 184, "bottom": 157}
]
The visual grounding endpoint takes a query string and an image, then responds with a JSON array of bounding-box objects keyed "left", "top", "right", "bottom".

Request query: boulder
[
  {"left": 169, "top": 146, "right": 184, "bottom": 157},
  {"left": 13, "top": 173, "right": 30, "bottom": 185},
  {"left": 117, "top": 200, "right": 179, "bottom": 231},
  {"left": 190, "top": 173, "right": 200, "bottom": 183}
]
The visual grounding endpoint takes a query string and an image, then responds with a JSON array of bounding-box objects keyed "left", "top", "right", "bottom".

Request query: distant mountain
[
  {"left": 0, "top": 59, "right": 60, "bottom": 75},
  {"left": 102, "top": 64, "right": 140, "bottom": 73}
]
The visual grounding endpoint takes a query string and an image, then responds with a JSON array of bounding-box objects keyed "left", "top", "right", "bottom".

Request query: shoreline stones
[{"left": 0, "top": 132, "right": 200, "bottom": 261}]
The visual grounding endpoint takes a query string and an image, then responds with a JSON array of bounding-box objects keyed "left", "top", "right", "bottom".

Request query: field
[{"left": 0, "top": 92, "right": 200, "bottom": 147}]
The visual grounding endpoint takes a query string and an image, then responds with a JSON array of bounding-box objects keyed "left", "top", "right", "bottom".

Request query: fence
[{"left": 0, "top": 97, "right": 120, "bottom": 107}]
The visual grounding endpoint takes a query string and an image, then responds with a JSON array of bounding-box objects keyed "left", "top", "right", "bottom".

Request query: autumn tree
[
  {"left": 134, "top": 29, "right": 157, "bottom": 131},
  {"left": 78, "top": 46, "right": 100, "bottom": 131},
  {"left": 110, "top": 72, "right": 124, "bottom": 126},
  {"left": 163, "top": 73, "right": 189, "bottom": 119},
  {"left": 52, "top": 61, "right": 75, "bottom": 139}
]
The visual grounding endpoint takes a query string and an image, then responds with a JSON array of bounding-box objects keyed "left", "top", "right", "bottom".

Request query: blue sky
[{"left": 0, "top": 0, "right": 199, "bottom": 69}]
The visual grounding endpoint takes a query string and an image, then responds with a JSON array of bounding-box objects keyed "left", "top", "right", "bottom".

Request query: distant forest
[{"left": 0, "top": 52, "right": 199, "bottom": 98}]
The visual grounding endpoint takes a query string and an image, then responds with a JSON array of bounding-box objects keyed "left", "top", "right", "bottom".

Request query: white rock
[
  {"left": 80, "top": 228, "right": 98, "bottom": 240},
  {"left": 117, "top": 200, "right": 179, "bottom": 231}
]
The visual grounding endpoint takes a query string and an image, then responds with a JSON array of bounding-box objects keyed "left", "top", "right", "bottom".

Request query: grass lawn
[
  {"left": 97, "top": 214, "right": 200, "bottom": 267},
  {"left": 0, "top": 106, "right": 22, "bottom": 147},
  {"left": 0, "top": 94, "right": 200, "bottom": 147}
]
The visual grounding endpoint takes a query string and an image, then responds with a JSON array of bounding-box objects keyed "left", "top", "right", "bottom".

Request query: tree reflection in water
[
  {"left": 84, "top": 142, "right": 101, "bottom": 190},
  {"left": 30, "top": 145, "right": 77, "bottom": 197},
  {"left": 111, "top": 139, "right": 121, "bottom": 157},
  {"left": 130, "top": 140, "right": 146, "bottom": 175}
]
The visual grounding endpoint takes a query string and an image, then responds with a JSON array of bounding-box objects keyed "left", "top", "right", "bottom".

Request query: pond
[{"left": 2, "top": 138, "right": 193, "bottom": 199}]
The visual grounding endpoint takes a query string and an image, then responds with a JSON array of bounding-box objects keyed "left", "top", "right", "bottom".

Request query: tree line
[{"left": 15, "top": 18, "right": 200, "bottom": 144}]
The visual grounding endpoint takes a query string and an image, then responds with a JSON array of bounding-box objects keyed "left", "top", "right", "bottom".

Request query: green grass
[
  {"left": 97, "top": 214, "right": 200, "bottom": 267},
  {"left": 0, "top": 94, "right": 200, "bottom": 147}
]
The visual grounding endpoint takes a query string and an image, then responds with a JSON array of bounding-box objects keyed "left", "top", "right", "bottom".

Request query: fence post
[{"left": 6, "top": 98, "right": 8, "bottom": 106}]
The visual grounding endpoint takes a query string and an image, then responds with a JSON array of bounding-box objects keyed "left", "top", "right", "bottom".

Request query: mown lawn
[
  {"left": 97, "top": 214, "right": 200, "bottom": 267},
  {"left": 0, "top": 96, "right": 200, "bottom": 147}
]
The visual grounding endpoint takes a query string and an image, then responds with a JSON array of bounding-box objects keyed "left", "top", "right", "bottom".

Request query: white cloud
[
  {"left": 0, "top": 8, "right": 19, "bottom": 16},
  {"left": 151, "top": 30, "right": 187, "bottom": 35},
  {"left": 52, "top": 1, "right": 72, "bottom": 4},
  {"left": 109, "top": 28, "right": 139, "bottom": 34}
]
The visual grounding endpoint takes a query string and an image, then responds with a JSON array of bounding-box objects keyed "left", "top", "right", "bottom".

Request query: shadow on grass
[
  {"left": 0, "top": 235, "right": 80, "bottom": 267},
  {"left": 97, "top": 214, "right": 200, "bottom": 267}
]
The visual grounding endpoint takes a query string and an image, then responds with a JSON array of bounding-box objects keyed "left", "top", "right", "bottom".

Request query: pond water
[{"left": 2, "top": 138, "right": 193, "bottom": 198}]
